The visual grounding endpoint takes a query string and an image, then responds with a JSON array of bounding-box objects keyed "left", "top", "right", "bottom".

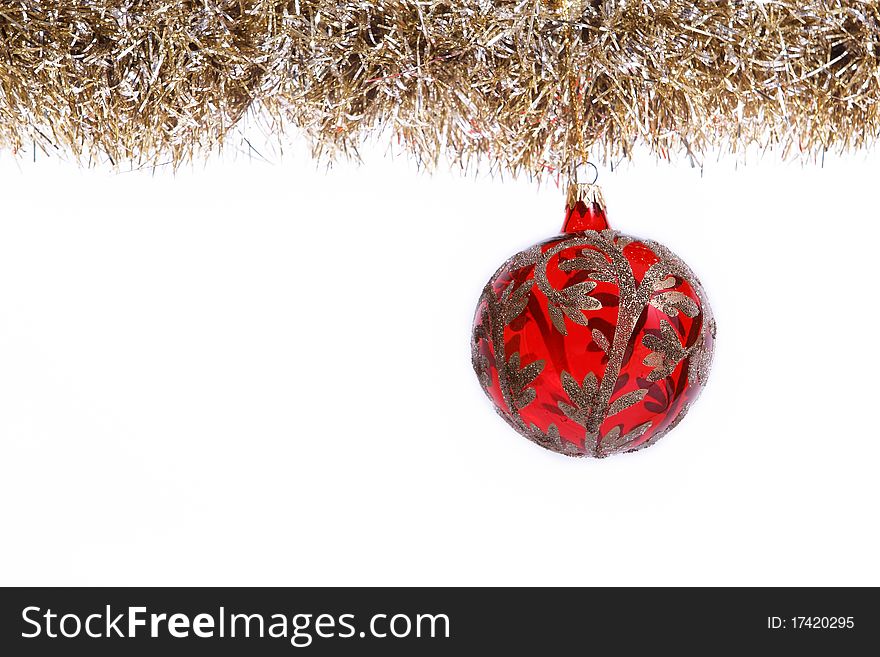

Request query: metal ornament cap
[{"left": 564, "top": 183, "right": 608, "bottom": 233}]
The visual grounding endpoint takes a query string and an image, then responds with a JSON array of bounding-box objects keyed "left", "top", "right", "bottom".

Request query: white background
[{"left": 1, "top": 142, "right": 877, "bottom": 586}]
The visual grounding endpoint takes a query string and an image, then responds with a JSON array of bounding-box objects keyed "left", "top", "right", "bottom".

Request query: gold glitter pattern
[{"left": 472, "top": 229, "right": 715, "bottom": 458}]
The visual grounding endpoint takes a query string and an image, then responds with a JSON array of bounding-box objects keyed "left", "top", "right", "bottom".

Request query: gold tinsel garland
[{"left": 0, "top": 1, "right": 878, "bottom": 174}]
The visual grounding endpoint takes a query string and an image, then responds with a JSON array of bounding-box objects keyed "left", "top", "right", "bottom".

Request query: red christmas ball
[{"left": 472, "top": 184, "right": 715, "bottom": 457}]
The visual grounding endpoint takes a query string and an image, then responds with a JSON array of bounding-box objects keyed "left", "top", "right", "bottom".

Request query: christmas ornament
[
  {"left": 2, "top": 2, "right": 878, "bottom": 172},
  {"left": 471, "top": 175, "right": 715, "bottom": 457}
]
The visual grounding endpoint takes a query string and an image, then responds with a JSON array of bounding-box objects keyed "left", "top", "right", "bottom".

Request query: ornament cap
[{"left": 563, "top": 183, "right": 608, "bottom": 233}]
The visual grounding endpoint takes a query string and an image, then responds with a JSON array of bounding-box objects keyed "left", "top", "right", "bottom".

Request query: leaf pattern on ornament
[
  {"left": 562, "top": 303, "right": 592, "bottom": 324},
  {"left": 535, "top": 239, "right": 609, "bottom": 336},
  {"left": 544, "top": 279, "right": 601, "bottom": 334},
  {"left": 473, "top": 354, "right": 492, "bottom": 389},
  {"left": 687, "top": 318, "right": 716, "bottom": 384},
  {"left": 599, "top": 422, "right": 652, "bottom": 456},
  {"left": 650, "top": 279, "right": 699, "bottom": 318},
  {"left": 603, "top": 230, "right": 632, "bottom": 250},
  {"left": 642, "top": 320, "right": 689, "bottom": 382},
  {"left": 472, "top": 320, "right": 487, "bottom": 342},
  {"left": 557, "top": 370, "right": 598, "bottom": 427},
  {"left": 591, "top": 328, "right": 610, "bottom": 354},
  {"left": 607, "top": 388, "right": 648, "bottom": 417},
  {"left": 545, "top": 303, "right": 565, "bottom": 335},
  {"left": 500, "top": 279, "right": 533, "bottom": 325},
  {"left": 527, "top": 423, "right": 585, "bottom": 457},
  {"left": 653, "top": 275, "right": 676, "bottom": 291},
  {"left": 506, "top": 351, "right": 544, "bottom": 409},
  {"left": 558, "top": 248, "right": 615, "bottom": 282},
  {"left": 509, "top": 244, "right": 542, "bottom": 271},
  {"left": 470, "top": 310, "right": 492, "bottom": 390},
  {"left": 562, "top": 280, "right": 601, "bottom": 308}
]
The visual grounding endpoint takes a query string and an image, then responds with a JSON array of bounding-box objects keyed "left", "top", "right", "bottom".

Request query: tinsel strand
[{"left": 0, "top": 1, "right": 878, "bottom": 174}]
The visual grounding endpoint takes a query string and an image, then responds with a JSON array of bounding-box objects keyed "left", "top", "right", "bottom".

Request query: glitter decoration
[
  {"left": 0, "top": 1, "right": 878, "bottom": 173},
  {"left": 471, "top": 182, "right": 715, "bottom": 457}
]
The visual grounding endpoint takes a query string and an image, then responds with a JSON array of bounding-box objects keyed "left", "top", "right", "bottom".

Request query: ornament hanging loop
[
  {"left": 563, "top": 161, "right": 608, "bottom": 233},
  {"left": 565, "top": 160, "right": 605, "bottom": 225},
  {"left": 571, "top": 161, "right": 599, "bottom": 186}
]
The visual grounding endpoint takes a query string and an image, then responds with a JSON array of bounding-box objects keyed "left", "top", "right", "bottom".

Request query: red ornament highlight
[{"left": 472, "top": 184, "right": 715, "bottom": 457}]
